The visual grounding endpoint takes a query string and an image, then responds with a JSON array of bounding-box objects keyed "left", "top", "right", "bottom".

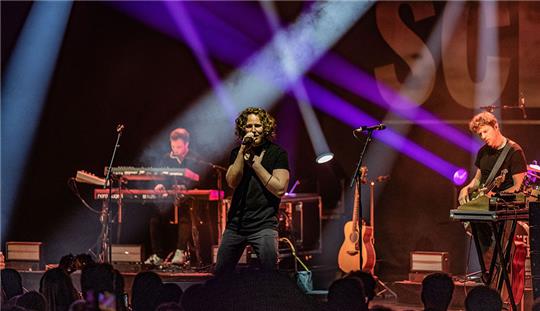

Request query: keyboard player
[
  {"left": 457, "top": 112, "right": 527, "bottom": 264},
  {"left": 145, "top": 128, "right": 204, "bottom": 266}
]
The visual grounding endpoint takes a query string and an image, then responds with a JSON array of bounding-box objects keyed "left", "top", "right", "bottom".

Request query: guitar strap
[{"left": 484, "top": 140, "right": 513, "bottom": 186}]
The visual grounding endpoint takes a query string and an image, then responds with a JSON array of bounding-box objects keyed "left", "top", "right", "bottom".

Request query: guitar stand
[{"left": 375, "top": 276, "right": 397, "bottom": 299}]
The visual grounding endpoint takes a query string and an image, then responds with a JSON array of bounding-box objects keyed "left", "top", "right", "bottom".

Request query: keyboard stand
[{"left": 451, "top": 208, "right": 525, "bottom": 311}]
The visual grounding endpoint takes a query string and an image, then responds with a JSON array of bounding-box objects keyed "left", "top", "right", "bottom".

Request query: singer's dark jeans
[{"left": 215, "top": 228, "right": 278, "bottom": 276}]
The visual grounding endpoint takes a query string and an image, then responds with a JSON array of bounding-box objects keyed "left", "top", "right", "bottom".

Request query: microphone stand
[
  {"left": 99, "top": 125, "right": 124, "bottom": 263},
  {"left": 349, "top": 129, "right": 375, "bottom": 271}
]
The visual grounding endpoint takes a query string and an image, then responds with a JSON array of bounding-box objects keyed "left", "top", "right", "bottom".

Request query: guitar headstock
[{"left": 360, "top": 166, "right": 368, "bottom": 184}]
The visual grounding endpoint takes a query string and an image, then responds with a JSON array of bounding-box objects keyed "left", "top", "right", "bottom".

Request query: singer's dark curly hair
[
  {"left": 469, "top": 112, "right": 498, "bottom": 133},
  {"left": 234, "top": 107, "right": 276, "bottom": 141}
]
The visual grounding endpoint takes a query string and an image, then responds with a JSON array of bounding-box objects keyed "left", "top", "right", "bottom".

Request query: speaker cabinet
[
  {"left": 5, "top": 242, "right": 43, "bottom": 271},
  {"left": 279, "top": 194, "right": 322, "bottom": 255},
  {"left": 218, "top": 194, "right": 322, "bottom": 256},
  {"left": 409, "top": 251, "right": 450, "bottom": 281},
  {"left": 111, "top": 244, "right": 142, "bottom": 263}
]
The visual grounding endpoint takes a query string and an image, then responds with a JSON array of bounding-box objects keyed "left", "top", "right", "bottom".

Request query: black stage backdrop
[{"left": 2, "top": 2, "right": 539, "bottom": 281}]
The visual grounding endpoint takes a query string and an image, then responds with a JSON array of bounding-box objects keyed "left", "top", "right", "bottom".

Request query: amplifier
[
  {"left": 5, "top": 242, "right": 43, "bottom": 271},
  {"left": 218, "top": 194, "right": 322, "bottom": 255},
  {"left": 279, "top": 194, "right": 322, "bottom": 254},
  {"left": 111, "top": 244, "right": 142, "bottom": 263},
  {"left": 410, "top": 251, "right": 450, "bottom": 273}
]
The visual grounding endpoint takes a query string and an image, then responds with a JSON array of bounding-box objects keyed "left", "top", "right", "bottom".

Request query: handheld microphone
[
  {"left": 353, "top": 124, "right": 386, "bottom": 133},
  {"left": 242, "top": 136, "right": 254, "bottom": 145},
  {"left": 479, "top": 105, "right": 496, "bottom": 113}
]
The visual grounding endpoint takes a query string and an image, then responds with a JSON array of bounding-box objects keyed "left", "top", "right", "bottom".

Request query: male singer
[{"left": 215, "top": 107, "right": 289, "bottom": 275}]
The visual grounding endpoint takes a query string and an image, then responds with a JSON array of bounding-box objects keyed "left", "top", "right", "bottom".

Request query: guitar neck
[
  {"left": 369, "top": 181, "right": 375, "bottom": 231},
  {"left": 352, "top": 182, "right": 360, "bottom": 231}
]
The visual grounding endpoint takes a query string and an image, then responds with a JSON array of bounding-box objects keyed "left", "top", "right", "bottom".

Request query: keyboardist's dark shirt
[
  {"left": 226, "top": 141, "right": 289, "bottom": 234},
  {"left": 156, "top": 153, "right": 202, "bottom": 189},
  {"left": 475, "top": 139, "right": 527, "bottom": 192}
]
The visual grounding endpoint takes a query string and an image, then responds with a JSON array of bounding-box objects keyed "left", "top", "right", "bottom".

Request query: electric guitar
[
  {"left": 459, "top": 169, "right": 508, "bottom": 211},
  {"left": 338, "top": 167, "right": 376, "bottom": 273},
  {"left": 470, "top": 169, "right": 508, "bottom": 200}
]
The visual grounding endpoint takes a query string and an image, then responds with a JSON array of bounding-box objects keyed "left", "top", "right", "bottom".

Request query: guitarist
[
  {"left": 458, "top": 112, "right": 527, "bottom": 205},
  {"left": 458, "top": 112, "right": 527, "bottom": 266}
]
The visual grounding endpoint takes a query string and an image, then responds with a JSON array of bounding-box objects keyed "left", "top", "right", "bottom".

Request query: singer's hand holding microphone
[{"left": 242, "top": 132, "right": 255, "bottom": 146}]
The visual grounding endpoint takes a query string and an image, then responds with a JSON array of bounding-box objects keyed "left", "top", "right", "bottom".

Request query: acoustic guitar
[{"left": 338, "top": 167, "right": 376, "bottom": 273}]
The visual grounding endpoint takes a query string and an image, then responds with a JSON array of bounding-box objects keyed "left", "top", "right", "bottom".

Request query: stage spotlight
[
  {"left": 316, "top": 152, "right": 334, "bottom": 164},
  {"left": 1, "top": 1, "right": 73, "bottom": 239},
  {"left": 452, "top": 168, "right": 468, "bottom": 186}
]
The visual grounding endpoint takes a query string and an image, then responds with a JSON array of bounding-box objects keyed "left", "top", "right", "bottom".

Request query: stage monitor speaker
[{"left": 5, "top": 242, "right": 43, "bottom": 271}]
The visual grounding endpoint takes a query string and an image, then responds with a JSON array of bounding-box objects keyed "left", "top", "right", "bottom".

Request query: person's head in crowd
[
  {"left": 326, "top": 277, "right": 368, "bottom": 311},
  {"left": 202, "top": 270, "right": 316, "bottom": 311},
  {"left": 112, "top": 269, "right": 127, "bottom": 311},
  {"left": 80, "top": 263, "right": 115, "bottom": 301},
  {"left": 464, "top": 285, "right": 502, "bottom": 311},
  {"left": 156, "top": 283, "right": 183, "bottom": 306},
  {"left": 180, "top": 283, "right": 204, "bottom": 311},
  {"left": 59, "top": 254, "right": 77, "bottom": 274},
  {"left": 131, "top": 271, "right": 163, "bottom": 311},
  {"left": 39, "top": 267, "right": 80, "bottom": 311},
  {"left": 421, "top": 272, "right": 454, "bottom": 311},
  {"left": 1, "top": 268, "right": 24, "bottom": 301},
  {"left": 73, "top": 254, "right": 95, "bottom": 271},
  {"left": 16, "top": 290, "right": 47, "bottom": 311},
  {"left": 156, "top": 302, "right": 183, "bottom": 311},
  {"left": 345, "top": 270, "right": 376, "bottom": 302},
  {"left": 58, "top": 253, "right": 95, "bottom": 276}
]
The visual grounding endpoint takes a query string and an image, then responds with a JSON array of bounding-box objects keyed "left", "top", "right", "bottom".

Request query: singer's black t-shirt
[
  {"left": 226, "top": 141, "right": 289, "bottom": 234},
  {"left": 475, "top": 140, "right": 527, "bottom": 192}
]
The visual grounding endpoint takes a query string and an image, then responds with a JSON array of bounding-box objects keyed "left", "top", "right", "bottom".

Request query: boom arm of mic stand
[{"left": 350, "top": 130, "right": 374, "bottom": 188}]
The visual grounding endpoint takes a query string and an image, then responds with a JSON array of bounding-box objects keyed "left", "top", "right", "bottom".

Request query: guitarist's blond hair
[{"left": 469, "top": 111, "right": 498, "bottom": 133}]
